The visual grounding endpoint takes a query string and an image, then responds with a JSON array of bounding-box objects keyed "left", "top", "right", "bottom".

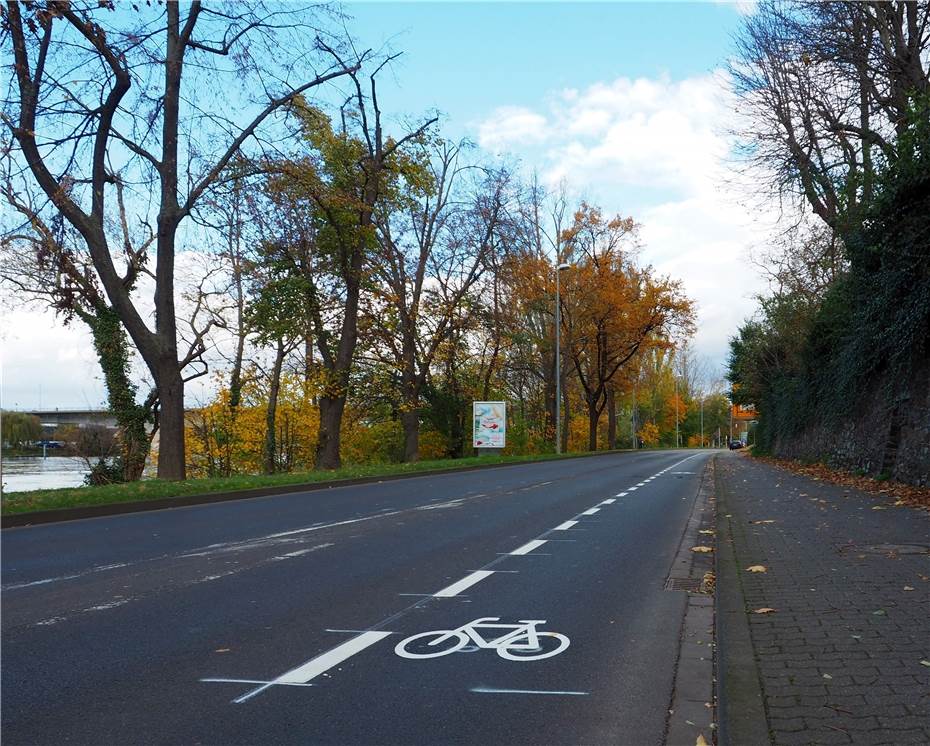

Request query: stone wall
[{"left": 771, "top": 356, "right": 930, "bottom": 487}]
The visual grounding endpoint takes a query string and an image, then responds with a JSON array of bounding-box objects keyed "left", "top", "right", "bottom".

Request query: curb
[
  {"left": 665, "top": 455, "right": 717, "bottom": 746},
  {"left": 714, "top": 453, "right": 772, "bottom": 746},
  {"left": 1, "top": 448, "right": 645, "bottom": 529}
]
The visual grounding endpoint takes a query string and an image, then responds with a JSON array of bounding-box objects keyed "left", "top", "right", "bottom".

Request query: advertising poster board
[{"left": 473, "top": 401, "right": 506, "bottom": 449}]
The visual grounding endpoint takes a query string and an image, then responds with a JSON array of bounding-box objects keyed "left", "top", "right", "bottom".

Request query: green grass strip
[{"left": 1, "top": 450, "right": 633, "bottom": 516}]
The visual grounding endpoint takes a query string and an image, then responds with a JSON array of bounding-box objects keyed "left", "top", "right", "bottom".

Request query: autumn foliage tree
[{"left": 560, "top": 204, "right": 695, "bottom": 450}]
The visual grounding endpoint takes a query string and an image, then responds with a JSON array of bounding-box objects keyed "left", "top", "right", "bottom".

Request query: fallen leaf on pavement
[
  {"left": 696, "top": 735, "right": 709, "bottom": 746},
  {"left": 871, "top": 506, "right": 888, "bottom": 510},
  {"left": 753, "top": 608, "right": 776, "bottom": 614},
  {"left": 215, "top": 648, "right": 231, "bottom": 653},
  {"left": 920, "top": 660, "right": 930, "bottom": 667},
  {"left": 699, "top": 530, "right": 714, "bottom": 535},
  {"left": 749, "top": 519, "right": 776, "bottom": 524},
  {"left": 745, "top": 565, "right": 768, "bottom": 573},
  {"left": 903, "top": 586, "right": 915, "bottom": 591},
  {"left": 691, "top": 546, "right": 714, "bottom": 553},
  {"left": 871, "top": 609, "right": 886, "bottom": 616}
]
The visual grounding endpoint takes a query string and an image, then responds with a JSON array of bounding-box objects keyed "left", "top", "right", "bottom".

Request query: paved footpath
[{"left": 716, "top": 452, "right": 930, "bottom": 746}]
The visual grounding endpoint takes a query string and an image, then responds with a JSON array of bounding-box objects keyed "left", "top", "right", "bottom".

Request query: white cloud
[
  {"left": 474, "top": 69, "right": 776, "bottom": 377},
  {"left": 477, "top": 106, "right": 549, "bottom": 151}
]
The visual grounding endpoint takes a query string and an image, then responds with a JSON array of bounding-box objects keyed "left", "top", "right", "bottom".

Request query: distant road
[{"left": 2, "top": 450, "right": 712, "bottom": 745}]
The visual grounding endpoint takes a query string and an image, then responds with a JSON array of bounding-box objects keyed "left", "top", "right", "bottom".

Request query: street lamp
[{"left": 555, "top": 261, "right": 571, "bottom": 454}]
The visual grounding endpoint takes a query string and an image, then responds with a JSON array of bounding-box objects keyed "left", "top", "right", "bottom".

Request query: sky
[{"left": 0, "top": 1, "right": 773, "bottom": 410}]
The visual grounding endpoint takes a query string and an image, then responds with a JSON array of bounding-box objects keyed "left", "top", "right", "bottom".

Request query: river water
[{"left": 1, "top": 456, "right": 90, "bottom": 493}]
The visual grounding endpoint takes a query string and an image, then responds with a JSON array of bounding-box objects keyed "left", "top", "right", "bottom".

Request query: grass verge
[{"left": 2, "top": 450, "right": 619, "bottom": 516}]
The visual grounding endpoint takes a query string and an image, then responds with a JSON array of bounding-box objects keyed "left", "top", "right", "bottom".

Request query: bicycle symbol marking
[{"left": 394, "top": 617, "right": 570, "bottom": 661}]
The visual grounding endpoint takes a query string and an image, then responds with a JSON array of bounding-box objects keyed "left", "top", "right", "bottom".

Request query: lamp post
[{"left": 555, "top": 260, "right": 571, "bottom": 454}]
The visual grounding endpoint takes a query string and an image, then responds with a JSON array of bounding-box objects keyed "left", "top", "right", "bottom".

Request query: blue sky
[{"left": 345, "top": 2, "right": 743, "bottom": 129}]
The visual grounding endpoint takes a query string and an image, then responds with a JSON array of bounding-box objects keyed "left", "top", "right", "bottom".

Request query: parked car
[{"left": 728, "top": 439, "right": 744, "bottom": 450}]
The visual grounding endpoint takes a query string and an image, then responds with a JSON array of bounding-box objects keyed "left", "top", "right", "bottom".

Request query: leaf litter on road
[{"left": 745, "top": 565, "right": 767, "bottom": 573}]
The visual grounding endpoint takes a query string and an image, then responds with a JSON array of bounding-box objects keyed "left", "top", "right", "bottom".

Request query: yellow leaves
[
  {"left": 691, "top": 546, "right": 714, "bottom": 554},
  {"left": 753, "top": 608, "right": 777, "bottom": 614},
  {"left": 637, "top": 422, "right": 660, "bottom": 446},
  {"left": 701, "top": 571, "right": 716, "bottom": 593},
  {"left": 749, "top": 519, "right": 776, "bottom": 524},
  {"left": 745, "top": 565, "right": 768, "bottom": 573},
  {"left": 696, "top": 735, "right": 710, "bottom": 746}
]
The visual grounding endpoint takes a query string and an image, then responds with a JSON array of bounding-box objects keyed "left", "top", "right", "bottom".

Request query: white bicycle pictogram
[{"left": 395, "top": 617, "right": 570, "bottom": 661}]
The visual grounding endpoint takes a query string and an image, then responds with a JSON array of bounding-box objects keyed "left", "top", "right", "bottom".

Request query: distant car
[
  {"left": 37, "top": 440, "right": 64, "bottom": 449},
  {"left": 728, "top": 439, "right": 744, "bottom": 450}
]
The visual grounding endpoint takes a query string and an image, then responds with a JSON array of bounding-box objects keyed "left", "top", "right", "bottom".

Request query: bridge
[{"left": 24, "top": 409, "right": 118, "bottom": 431}]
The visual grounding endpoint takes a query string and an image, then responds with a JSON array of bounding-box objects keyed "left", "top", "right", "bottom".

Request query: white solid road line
[
  {"left": 470, "top": 687, "right": 589, "bottom": 696},
  {"left": 552, "top": 520, "right": 579, "bottom": 531},
  {"left": 434, "top": 570, "right": 495, "bottom": 598},
  {"left": 510, "top": 539, "right": 547, "bottom": 556},
  {"left": 600, "top": 498, "right": 616, "bottom": 505},
  {"left": 581, "top": 508, "right": 600, "bottom": 516},
  {"left": 234, "top": 630, "right": 392, "bottom": 703}
]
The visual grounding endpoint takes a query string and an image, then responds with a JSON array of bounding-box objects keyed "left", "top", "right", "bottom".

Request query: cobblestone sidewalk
[{"left": 716, "top": 452, "right": 930, "bottom": 746}]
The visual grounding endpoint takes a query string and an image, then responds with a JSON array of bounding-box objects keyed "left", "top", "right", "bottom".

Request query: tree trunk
[
  {"left": 607, "top": 386, "right": 617, "bottom": 450},
  {"left": 402, "top": 409, "right": 420, "bottom": 463},
  {"left": 316, "top": 395, "right": 346, "bottom": 469},
  {"left": 155, "top": 360, "right": 186, "bottom": 480},
  {"left": 263, "top": 340, "right": 285, "bottom": 474},
  {"left": 87, "top": 307, "right": 150, "bottom": 481},
  {"left": 587, "top": 399, "right": 599, "bottom": 452}
]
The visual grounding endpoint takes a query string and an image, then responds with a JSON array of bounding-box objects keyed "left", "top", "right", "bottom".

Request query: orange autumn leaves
[{"left": 560, "top": 204, "right": 694, "bottom": 449}]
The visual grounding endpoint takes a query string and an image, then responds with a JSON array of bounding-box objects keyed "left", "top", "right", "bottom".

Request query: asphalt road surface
[{"left": 2, "top": 450, "right": 713, "bottom": 745}]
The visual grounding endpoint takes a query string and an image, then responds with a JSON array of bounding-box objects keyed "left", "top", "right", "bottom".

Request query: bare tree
[
  {"left": 371, "top": 141, "right": 509, "bottom": 461},
  {"left": 3, "top": 1, "right": 358, "bottom": 478},
  {"left": 730, "top": 0, "right": 929, "bottom": 232}
]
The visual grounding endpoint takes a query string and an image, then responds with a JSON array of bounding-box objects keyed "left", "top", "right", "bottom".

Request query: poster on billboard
[{"left": 473, "top": 401, "right": 506, "bottom": 449}]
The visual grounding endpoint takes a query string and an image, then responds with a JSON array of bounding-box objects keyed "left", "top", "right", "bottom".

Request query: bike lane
[{"left": 182, "top": 452, "right": 712, "bottom": 744}]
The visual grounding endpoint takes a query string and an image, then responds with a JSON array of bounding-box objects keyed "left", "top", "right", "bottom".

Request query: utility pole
[{"left": 675, "top": 375, "right": 680, "bottom": 448}]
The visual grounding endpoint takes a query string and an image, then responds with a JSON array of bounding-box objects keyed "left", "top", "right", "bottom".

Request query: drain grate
[{"left": 665, "top": 577, "right": 703, "bottom": 592}]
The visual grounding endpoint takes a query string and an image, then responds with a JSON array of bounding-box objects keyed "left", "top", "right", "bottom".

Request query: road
[{"left": 2, "top": 450, "right": 713, "bottom": 745}]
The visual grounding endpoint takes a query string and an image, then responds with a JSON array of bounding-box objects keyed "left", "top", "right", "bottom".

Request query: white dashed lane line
[
  {"left": 510, "top": 540, "right": 547, "bottom": 556},
  {"left": 580, "top": 508, "right": 600, "bottom": 516},
  {"left": 232, "top": 630, "right": 393, "bottom": 703},
  {"left": 434, "top": 570, "right": 495, "bottom": 598},
  {"left": 552, "top": 520, "right": 579, "bottom": 531}
]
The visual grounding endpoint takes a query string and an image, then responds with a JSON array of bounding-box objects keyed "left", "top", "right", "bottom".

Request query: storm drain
[{"left": 665, "top": 577, "right": 703, "bottom": 592}]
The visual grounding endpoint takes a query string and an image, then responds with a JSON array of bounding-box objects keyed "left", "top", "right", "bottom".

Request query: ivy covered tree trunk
[{"left": 86, "top": 308, "right": 150, "bottom": 481}]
